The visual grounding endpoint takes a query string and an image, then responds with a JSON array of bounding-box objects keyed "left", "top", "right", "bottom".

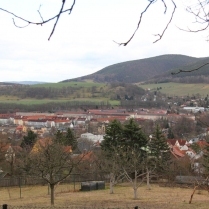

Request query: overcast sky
[{"left": 0, "top": 0, "right": 208, "bottom": 83}]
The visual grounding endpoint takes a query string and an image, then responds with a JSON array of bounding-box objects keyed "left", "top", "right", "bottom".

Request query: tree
[
  {"left": 167, "top": 127, "right": 174, "bottom": 139},
  {"left": 101, "top": 119, "right": 125, "bottom": 194},
  {"left": 20, "top": 130, "right": 37, "bottom": 148},
  {"left": 65, "top": 128, "right": 77, "bottom": 149},
  {"left": 55, "top": 128, "right": 77, "bottom": 149},
  {"left": 120, "top": 119, "right": 148, "bottom": 199},
  {"left": 149, "top": 125, "right": 171, "bottom": 178},
  {"left": 172, "top": 116, "right": 196, "bottom": 138},
  {"left": 24, "top": 137, "right": 86, "bottom": 205}
]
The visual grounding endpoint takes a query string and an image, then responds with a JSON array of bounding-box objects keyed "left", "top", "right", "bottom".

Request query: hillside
[
  {"left": 150, "top": 57, "right": 209, "bottom": 83},
  {"left": 62, "top": 54, "right": 203, "bottom": 83}
]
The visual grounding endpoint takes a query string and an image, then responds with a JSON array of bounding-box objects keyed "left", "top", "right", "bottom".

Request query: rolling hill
[{"left": 62, "top": 54, "right": 207, "bottom": 83}]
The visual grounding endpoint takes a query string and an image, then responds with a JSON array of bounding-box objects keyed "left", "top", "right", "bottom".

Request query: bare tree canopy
[{"left": 0, "top": 0, "right": 209, "bottom": 43}]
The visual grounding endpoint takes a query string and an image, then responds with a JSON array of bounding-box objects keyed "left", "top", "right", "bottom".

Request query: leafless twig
[
  {"left": 153, "top": 0, "right": 176, "bottom": 43},
  {"left": 114, "top": 0, "right": 155, "bottom": 46},
  {"left": 0, "top": 0, "right": 76, "bottom": 40},
  {"left": 171, "top": 62, "right": 209, "bottom": 75}
]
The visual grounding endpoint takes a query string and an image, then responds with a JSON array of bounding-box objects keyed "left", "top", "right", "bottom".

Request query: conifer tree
[
  {"left": 149, "top": 125, "right": 170, "bottom": 175},
  {"left": 121, "top": 119, "right": 148, "bottom": 199},
  {"left": 101, "top": 119, "right": 123, "bottom": 154},
  {"left": 122, "top": 118, "right": 148, "bottom": 152},
  {"left": 55, "top": 128, "right": 77, "bottom": 150},
  {"left": 65, "top": 128, "right": 77, "bottom": 150},
  {"left": 21, "top": 130, "right": 37, "bottom": 148},
  {"left": 167, "top": 127, "right": 174, "bottom": 139},
  {"left": 101, "top": 119, "right": 124, "bottom": 194}
]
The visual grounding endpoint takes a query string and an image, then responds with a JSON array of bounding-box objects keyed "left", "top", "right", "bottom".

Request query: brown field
[{"left": 0, "top": 183, "right": 209, "bottom": 208}]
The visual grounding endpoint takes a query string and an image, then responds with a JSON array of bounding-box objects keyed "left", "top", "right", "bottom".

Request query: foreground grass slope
[{"left": 0, "top": 183, "right": 208, "bottom": 209}]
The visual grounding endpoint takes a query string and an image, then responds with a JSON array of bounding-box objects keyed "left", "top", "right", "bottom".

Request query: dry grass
[{"left": 0, "top": 183, "right": 209, "bottom": 208}]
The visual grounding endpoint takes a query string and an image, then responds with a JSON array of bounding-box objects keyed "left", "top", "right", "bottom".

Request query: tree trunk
[
  {"left": 109, "top": 173, "right": 114, "bottom": 194},
  {"left": 50, "top": 184, "right": 55, "bottom": 205},
  {"left": 134, "top": 187, "right": 137, "bottom": 199},
  {"left": 133, "top": 171, "right": 138, "bottom": 199},
  {"left": 146, "top": 169, "right": 151, "bottom": 190}
]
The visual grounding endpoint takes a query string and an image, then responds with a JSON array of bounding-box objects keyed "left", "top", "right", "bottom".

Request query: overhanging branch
[
  {"left": 171, "top": 62, "right": 209, "bottom": 75},
  {"left": 0, "top": 0, "right": 76, "bottom": 40}
]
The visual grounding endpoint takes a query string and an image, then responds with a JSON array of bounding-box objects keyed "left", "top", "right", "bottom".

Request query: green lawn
[
  {"left": 0, "top": 98, "right": 119, "bottom": 106},
  {"left": 33, "top": 81, "right": 106, "bottom": 89},
  {"left": 139, "top": 82, "right": 209, "bottom": 96}
]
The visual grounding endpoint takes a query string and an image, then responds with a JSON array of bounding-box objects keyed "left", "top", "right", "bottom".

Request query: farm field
[
  {"left": 139, "top": 82, "right": 209, "bottom": 97},
  {"left": 0, "top": 183, "right": 209, "bottom": 209}
]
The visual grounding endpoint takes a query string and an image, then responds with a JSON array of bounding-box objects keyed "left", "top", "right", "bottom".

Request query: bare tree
[
  {"left": 121, "top": 147, "right": 147, "bottom": 199},
  {"left": 23, "top": 137, "right": 86, "bottom": 205}
]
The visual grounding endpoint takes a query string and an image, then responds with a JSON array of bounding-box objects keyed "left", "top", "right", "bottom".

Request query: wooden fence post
[{"left": 2, "top": 204, "right": 8, "bottom": 209}]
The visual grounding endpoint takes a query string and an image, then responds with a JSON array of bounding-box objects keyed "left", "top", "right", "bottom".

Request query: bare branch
[
  {"left": 153, "top": 0, "right": 177, "bottom": 43},
  {"left": 171, "top": 62, "right": 209, "bottom": 75},
  {"left": 0, "top": 0, "right": 77, "bottom": 40},
  {"left": 37, "top": 5, "right": 44, "bottom": 22},
  {"left": 114, "top": 0, "right": 155, "bottom": 46},
  {"left": 48, "top": 0, "right": 67, "bottom": 41},
  {"left": 161, "top": 0, "right": 167, "bottom": 14}
]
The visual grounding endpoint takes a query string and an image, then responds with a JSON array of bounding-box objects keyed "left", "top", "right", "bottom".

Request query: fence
[{"left": 0, "top": 173, "right": 109, "bottom": 188}]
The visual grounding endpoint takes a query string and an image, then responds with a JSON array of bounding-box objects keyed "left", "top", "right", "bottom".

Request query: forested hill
[
  {"left": 62, "top": 54, "right": 203, "bottom": 83},
  {"left": 150, "top": 57, "right": 209, "bottom": 83}
]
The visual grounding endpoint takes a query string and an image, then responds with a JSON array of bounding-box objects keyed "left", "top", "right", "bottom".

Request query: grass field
[
  {"left": 0, "top": 98, "right": 119, "bottom": 106},
  {"left": 33, "top": 81, "right": 106, "bottom": 89},
  {"left": 138, "top": 82, "right": 209, "bottom": 97},
  {"left": 1, "top": 183, "right": 209, "bottom": 208}
]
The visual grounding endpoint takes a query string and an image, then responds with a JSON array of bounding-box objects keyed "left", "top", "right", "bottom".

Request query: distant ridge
[
  {"left": 4, "top": 81, "right": 48, "bottom": 85},
  {"left": 62, "top": 54, "right": 205, "bottom": 83}
]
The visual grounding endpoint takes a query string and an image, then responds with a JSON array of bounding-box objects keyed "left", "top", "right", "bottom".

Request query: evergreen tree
[
  {"left": 101, "top": 119, "right": 123, "bottom": 154},
  {"left": 167, "top": 127, "right": 174, "bottom": 139},
  {"left": 65, "top": 128, "right": 77, "bottom": 150},
  {"left": 21, "top": 130, "right": 37, "bottom": 148},
  {"left": 101, "top": 119, "right": 124, "bottom": 194},
  {"left": 55, "top": 129, "right": 77, "bottom": 150},
  {"left": 121, "top": 119, "right": 148, "bottom": 199},
  {"left": 55, "top": 130, "right": 64, "bottom": 144},
  {"left": 149, "top": 125, "right": 170, "bottom": 175},
  {"left": 122, "top": 118, "right": 148, "bottom": 152}
]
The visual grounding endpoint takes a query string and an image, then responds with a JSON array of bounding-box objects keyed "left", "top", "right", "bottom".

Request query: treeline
[
  {"left": 0, "top": 85, "right": 86, "bottom": 99},
  {"left": 0, "top": 83, "right": 145, "bottom": 100}
]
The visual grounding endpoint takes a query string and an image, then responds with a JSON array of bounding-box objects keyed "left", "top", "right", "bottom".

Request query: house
[
  {"left": 76, "top": 118, "right": 87, "bottom": 125},
  {"left": 80, "top": 133, "right": 104, "bottom": 142}
]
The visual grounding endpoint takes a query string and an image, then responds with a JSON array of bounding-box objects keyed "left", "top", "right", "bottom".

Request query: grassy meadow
[
  {"left": 138, "top": 82, "right": 209, "bottom": 97},
  {"left": 32, "top": 81, "right": 106, "bottom": 89},
  {"left": 0, "top": 98, "right": 119, "bottom": 106},
  {"left": 0, "top": 183, "right": 209, "bottom": 208}
]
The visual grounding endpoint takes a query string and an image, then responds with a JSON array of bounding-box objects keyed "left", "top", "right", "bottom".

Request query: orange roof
[
  {"left": 172, "top": 146, "right": 185, "bottom": 157},
  {"left": 197, "top": 140, "right": 209, "bottom": 148}
]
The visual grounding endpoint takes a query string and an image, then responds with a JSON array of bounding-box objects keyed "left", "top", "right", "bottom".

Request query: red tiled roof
[
  {"left": 197, "top": 140, "right": 209, "bottom": 148},
  {"left": 172, "top": 146, "right": 185, "bottom": 157},
  {"left": 167, "top": 139, "right": 176, "bottom": 146}
]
